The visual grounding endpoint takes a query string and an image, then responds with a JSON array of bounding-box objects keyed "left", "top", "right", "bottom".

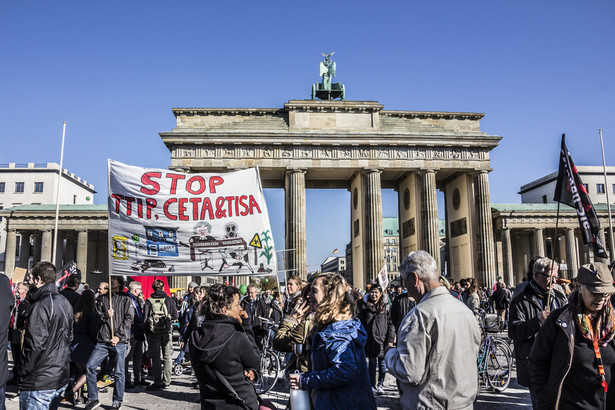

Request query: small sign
[
  {"left": 11, "top": 267, "right": 27, "bottom": 283},
  {"left": 250, "top": 233, "right": 262, "bottom": 248}
]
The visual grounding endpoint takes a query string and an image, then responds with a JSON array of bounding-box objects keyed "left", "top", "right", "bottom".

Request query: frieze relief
[{"left": 173, "top": 144, "right": 484, "bottom": 162}]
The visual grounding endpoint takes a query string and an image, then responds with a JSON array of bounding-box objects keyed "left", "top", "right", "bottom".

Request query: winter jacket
[
  {"left": 240, "top": 296, "right": 269, "bottom": 334},
  {"left": 508, "top": 281, "right": 567, "bottom": 387},
  {"left": 9, "top": 297, "right": 30, "bottom": 345},
  {"left": 127, "top": 292, "right": 146, "bottom": 341},
  {"left": 59, "top": 287, "right": 81, "bottom": 310},
  {"left": 143, "top": 290, "right": 179, "bottom": 334},
  {"left": 466, "top": 291, "right": 480, "bottom": 313},
  {"left": 19, "top": 282, "right": 73, "bottom": 391},
  {"left": 385, "top": 286, "right": 481, "bottom": 410},
  {"left": 300, "top": 317, "right": 376, "bottom": 410},
  {"left": 190, "top": 315, "right": 261, "bottom": 410},
  {"left": 357, "top": 301, "right": 395, "bottom": 358},
  {"left": 0, "top": 274, "right": 14, "bottom": 387},
  {"left": 529, "top": 304, "right": 615, "bottom": 410},
  {"left": 390, "top": 292, "right": 416, "bottom": 333},
  {"left": 95, "top": 291, "right": 134, "bottom": 344},
  {"left": 272, "top": 314, "right": 313, "bottom": 373},
  {"left": 71, "top": 310, "right": 98, "bottom": 364},
  {"left": 491, "top": 288, "right": 510, "bottom": 310}
]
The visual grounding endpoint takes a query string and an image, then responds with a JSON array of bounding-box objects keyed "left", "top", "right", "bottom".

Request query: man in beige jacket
[{"left": 385, "top": 251, "right": 481, "bottom": 409}]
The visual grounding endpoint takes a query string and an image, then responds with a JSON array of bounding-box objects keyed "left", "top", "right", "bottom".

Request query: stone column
[
  {"left": 41, "top": 229, "right": 52, "bottom": 262},
  {"left": 474, "top": 171, "right": 496, "bottom": 287},
  {"left": 364, "top": 169, "right": 385, "bottom": 282},
  {"left": 17, "top": 232, "right": 31, "bottom": 268},
  {"left": 5, "top": 229, "right": 17, "bottom": 276},
  {"left": 565, "top": 228, "right": 578, "bottom": 279},
  {"left": 31, "top": 234, "right": 41, "bottom": 263},
  {"left": 76, "top": 229, "right": 89, "bottom": 274},
  {"left": 501, "top": 227, "right": 514, "bottom": 286},
  {"left": 533, "top": 229, "right": 545, "bottom": 257},
  {"left": 421, "top": 170, "right": 440, "bottom": 268},
  {"left": 597, "top": 229, "right": 609, "bottom": 263},
  {"left": 285, "top": 169, "right": 307, "bottom": 279}
]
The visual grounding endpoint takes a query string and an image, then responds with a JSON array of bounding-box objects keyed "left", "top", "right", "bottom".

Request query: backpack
[{"left": 147, "top": 296, "right": 171, "bottom": 334}]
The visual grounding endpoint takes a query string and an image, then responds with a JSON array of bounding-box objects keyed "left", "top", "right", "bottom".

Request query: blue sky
[{"left": 2, "top": 1, "right": 614, "bottom": 271}]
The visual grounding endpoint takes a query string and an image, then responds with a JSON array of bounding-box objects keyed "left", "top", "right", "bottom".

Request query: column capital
[
  {"left": 419, "top": 169, "right": 437, "bottom": 175},
  {"left": 285, "top": 168, "right": 307, "bottom": 175},
  {"left": 362, "top": 168, "right": 383, "bottom": 175}
]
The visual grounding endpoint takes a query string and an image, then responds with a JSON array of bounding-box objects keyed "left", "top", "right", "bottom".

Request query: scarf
[{"left": 571, "top": 291, "right": 615, "bottom": 346}]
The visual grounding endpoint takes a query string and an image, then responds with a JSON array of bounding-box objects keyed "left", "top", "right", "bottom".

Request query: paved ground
[{"left": 4, "top": 344, "right": 530, "bottom": 409}]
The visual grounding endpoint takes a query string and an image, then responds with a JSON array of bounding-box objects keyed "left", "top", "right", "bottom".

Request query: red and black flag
[
  {"left": 553, "top": 134, "right": 608, "bottom": 258},
  {"left": 56, "top": 260, "right": 80, "bottom": 290}
]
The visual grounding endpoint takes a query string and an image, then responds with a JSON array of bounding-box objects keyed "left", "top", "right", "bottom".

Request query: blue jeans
[
  {"left": 368, "top": 356, "right": 386, "bottom": 387},
  {"left": 19, "top": 385, "right": 67, "bottom": 410},
  {"left": 86, "top": 342, "right": 128, "bottom": 403}
]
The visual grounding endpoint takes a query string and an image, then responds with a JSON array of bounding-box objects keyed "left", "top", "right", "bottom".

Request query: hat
[
  {"left": 577, "top": 262, "right": 615, "bottom": 294},
  {"left": 188, "top": 281, "right": 198, "bottom": 289}
]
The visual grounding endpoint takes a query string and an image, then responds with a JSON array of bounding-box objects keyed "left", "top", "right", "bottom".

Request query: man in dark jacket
[
  {"left": 390, "top": 289, "right": 416, "bottom": 334},
  {"left": 125, "top": 280, "right": 148, "bottom": 388},
  {"left": 239, "top": 284, "right": 268, "bottom": 349},
  {"left": 143, "top": 279, "right": 178, "bottom": 391},
  {"left": 508, "top": 257, "right": 566, "bottom": 409},
  {"left": 491, "top": 282, "right": 510, "bottom": 331},
  {"left": 7, "top": 281, "right": 29, "bottom": 385},
  {"left": 59, "top": 273, "right": 81, "bottom": 310},
  {"left": 18, "top": 261, "right": 73, "bottom": 409},
  {"left": 85, "top": 275, "right": 134, "bottom": 410},
  {"left": 0, "top": 271, "right": 15, "bottom": 405}
]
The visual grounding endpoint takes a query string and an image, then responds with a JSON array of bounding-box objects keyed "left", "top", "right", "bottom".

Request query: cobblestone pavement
[{"left": 4, "top": 347, "right": 530, "bottom": 409}]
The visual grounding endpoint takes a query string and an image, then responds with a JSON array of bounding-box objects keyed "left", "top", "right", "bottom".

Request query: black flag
[
  {"left": 56, "top": 260, "right": 80, "bottom": 290},
  {"left": 554, "top": 134, "right": 608, "bottom": 258}
]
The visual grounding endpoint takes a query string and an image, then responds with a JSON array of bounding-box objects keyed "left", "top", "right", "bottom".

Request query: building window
[
  {"left": 34, "top": 182, "right": 44, "bottom": 192},
  {"left": 0, "top": 205, "right": 2, "bottom": 221},
  {"left": 0, "top": 182, "right": 4, "bottom": 192},
  {"left": 597, "top": 184, "right": 605, "bottom": 194},
  {"left": 613, "top": 184, "right": 615, "bottom": 194},
  {"left": 15, "top": 182, "right": 24, "bottom": 193},
  {"left": 542, "top": 195, "right": 547, "bottom": 204},
  {"left": 583, "top": 183, "right": 589, "bottom": 192},
  {"left": 385, "top": 239, "right": 390, "bottom": 245}
]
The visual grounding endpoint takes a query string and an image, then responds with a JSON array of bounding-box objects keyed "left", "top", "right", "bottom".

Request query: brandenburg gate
[{"left": 160, "top": 99, "right": 501, "bottom": 288}]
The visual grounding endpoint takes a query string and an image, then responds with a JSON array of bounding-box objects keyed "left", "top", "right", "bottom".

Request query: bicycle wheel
[
  {"left": 254, "top": 349, "right": 280, "bottom": 394},
  {"left": 486, "top": 341, "right": 512, "bottom": 392}
]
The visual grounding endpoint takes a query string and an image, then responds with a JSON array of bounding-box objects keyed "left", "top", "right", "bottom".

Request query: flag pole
[
  {"left": 546, "top": 202, "right": 560, "bottom": 310},
  {"left": 52, "top": 122, "right": 66, "bottom": 266},
  {"left": 599, "top": 129, "right": 615, "bottom": 266}
]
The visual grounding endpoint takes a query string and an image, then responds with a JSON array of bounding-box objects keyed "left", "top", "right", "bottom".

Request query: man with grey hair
[
  {"left": 508, "top": 256, "right": 566, "bottom": 409},
  {"left": 385, "top": 251, "right": 480, "bottom": 409},
  {"left": 240, "top": 284, "right": 268, "bottom": 348}
]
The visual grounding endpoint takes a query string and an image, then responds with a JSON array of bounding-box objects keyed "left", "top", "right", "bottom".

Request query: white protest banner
[
  {"left": 107, "top": 160, "right": 276, "bottom": 276},
  {"left": 377, "top": 264, "right": 388, "bottom": 289}
]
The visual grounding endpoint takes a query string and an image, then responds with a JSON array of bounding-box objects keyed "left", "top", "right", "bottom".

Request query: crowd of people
[{"left": 2, "top": 251, "right": 615, "bottom": 409}]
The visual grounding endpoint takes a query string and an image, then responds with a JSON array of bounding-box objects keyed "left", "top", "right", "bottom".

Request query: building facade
[
  {"left": 320, "top": 256, "right": 346, "bottom": 275},
  {"left": 0, "top": 163, "right": 95, "bottom": 271}
]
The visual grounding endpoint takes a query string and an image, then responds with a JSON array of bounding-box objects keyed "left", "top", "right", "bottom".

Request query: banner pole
[
  {"left": 109, "top": 271, "right": 114, "bottom": 339},
  {"left": 546, "top": 202, "right": 561, "bottom": 310},
  {"left": 599, "top": 129, "right": 615, "bottom": 266},
  {"left": 52, "top": 122, "right": 66, "bottom": 266}
]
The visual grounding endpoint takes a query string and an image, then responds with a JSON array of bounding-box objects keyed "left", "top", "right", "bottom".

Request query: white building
[
  {"left": 320, "top": 256, "right": 346, "bottom": 275},
  {"left": 519, "top": 166, "right": 615, "bottom": 205},
  {"left": 0, "top": 162, "right": 96, "bottom": 270}
]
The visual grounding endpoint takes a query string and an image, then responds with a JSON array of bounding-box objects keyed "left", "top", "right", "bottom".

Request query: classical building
[
  {"left": 160, "top": 99, "right": 501, "bottom": 288},
  {"left": 0, "top": 163, "right": 95, "bottom": 271}
]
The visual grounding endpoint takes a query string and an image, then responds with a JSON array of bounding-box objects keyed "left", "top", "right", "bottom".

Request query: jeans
[
  {"left": 86, "top": 342, "right": 128, "bottom": 403},
  {"left": 1, "top": 385, "right": 5, "bottom": 410},
  {"left": 147, "top": 333, "right": 173, "bottom": 386},
  {"left": 125, "top": 338, "right": 144, "bottom": 383},
  {"left": 19, "top": 385, "right": 67, "bottom": 410},
  {"left": 368, "top": 356, "right": 386, "bottom": 387},
  {"left": 530, "top": 388, "right": 540, "bottom": 410}
]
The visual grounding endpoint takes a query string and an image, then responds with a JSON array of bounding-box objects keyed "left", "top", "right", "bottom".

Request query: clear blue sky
[{"left": 2, "top": 1, "right": 614, "bottom": 271}]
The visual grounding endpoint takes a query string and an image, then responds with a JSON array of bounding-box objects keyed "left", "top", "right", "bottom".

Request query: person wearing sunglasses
[
  {"left": 530, "top": 262, "right": 615, "bottom": 409},
  {"left": 509, "top": 257, "right": 567, "bottom": 409}
]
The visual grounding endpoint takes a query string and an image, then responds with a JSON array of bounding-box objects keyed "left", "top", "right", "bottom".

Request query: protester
[
  {"left": 7, "top": 281, "right": 29, "bottom": 386},
  {"left": 389, "top": 286, "right": 415, "bottom": 334},
  {"left": 491, "top": 282, "right": 510, "bottom": 331},
  {"left": 529, "top": 262, "right": 615, "bottom": 409},
  {"left": 176, "top": 288, "right": 201, "bottom": 366},
  {"left": 190, "top": 284, "right": 265, "bottom": 410},
  {"left": 240, "top": 284, "right": 268, "bottom": 347},
  {"left": 289, "top": 272, "right": 376, "bottom": 410},
  {"left": 143, "top": 279, "right": 178, "bottom": 391},
  {"left": 385, "top": 251, "right": 480, "bottom": 409},
  {"left": 283, "top": 275, "right": 303, "bottom": 315},
  {"left": 267, "top": 291, "right": 283, "bottom": 325},
  {"left": 0, "top": 270, "right": 15, "bottom": 407},
  {"left": 66, "top": 289, "right": 98, "bottom": 404},
  {"left": 512, "top": 256, "right": 542, "bottom": 299},
  {"left": 273, "top": 285, "right": 312, "bottom": 373},
  {"left": 19, "top": 261, "right": 73, "bottom": 410},
  {"left": 96, "top": 282, "right": 109, "bottom": 298},
  {"left": 357, "top": 283, "right": 395, "bottom": 395},
  {"left": 125, "top": 281, "right": 148, "bottom": 388},
  {"left": 60, "top": 274, "right": 82, "bottom": 310},
  {"left": 465, "top": 280, "right": 481, "bottom": 314},
  {"left": 509, "top": 256, "right": 567, "bottom": 409},
  {"left": 84, "top": 275, "right": 134, "bottom": 410}
]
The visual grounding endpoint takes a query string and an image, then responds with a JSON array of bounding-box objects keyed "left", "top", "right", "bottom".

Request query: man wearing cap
[
  {"left": 529, "top": 262, "right": 615, "bottom": 409},
  {"left": 509, "top": 256, "right": 567, "bottom": 409}
]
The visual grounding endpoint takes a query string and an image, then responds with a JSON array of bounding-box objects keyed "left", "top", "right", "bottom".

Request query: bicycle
[
  {"left": 476, "top": 310, "right": 512, "bottom": 393},
  {"left": 254, "top": 317, "right": 281, "bottom": 394}
]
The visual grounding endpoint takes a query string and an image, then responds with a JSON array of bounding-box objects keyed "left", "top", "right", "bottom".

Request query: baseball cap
[
  {"left": 188, "top": 281, "right": 198, "bottom": 289},
  {"left": 577, "top": 262, "right": 615, "bottom": 294}
]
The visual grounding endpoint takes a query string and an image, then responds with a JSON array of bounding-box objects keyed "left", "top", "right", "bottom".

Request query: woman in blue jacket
[{"left": 289, "top": 272, "right": 376, "bottom": 410}]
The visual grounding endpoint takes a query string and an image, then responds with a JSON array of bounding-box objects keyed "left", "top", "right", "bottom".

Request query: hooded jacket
[
  {"left": 0, "top": 274, "right": 14, "bottom": 387},
  {"left": 357, "top": 300, "right": 396, "bottom": 358},
  {"left": 190, "top": 316, "right": 261, "bottom": 410},
  {"left": 300, "top": 317, "right": 376, "bottom": 410},
  {"left": 19, "top": 282, "right": 73, "bottom": 391}
]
